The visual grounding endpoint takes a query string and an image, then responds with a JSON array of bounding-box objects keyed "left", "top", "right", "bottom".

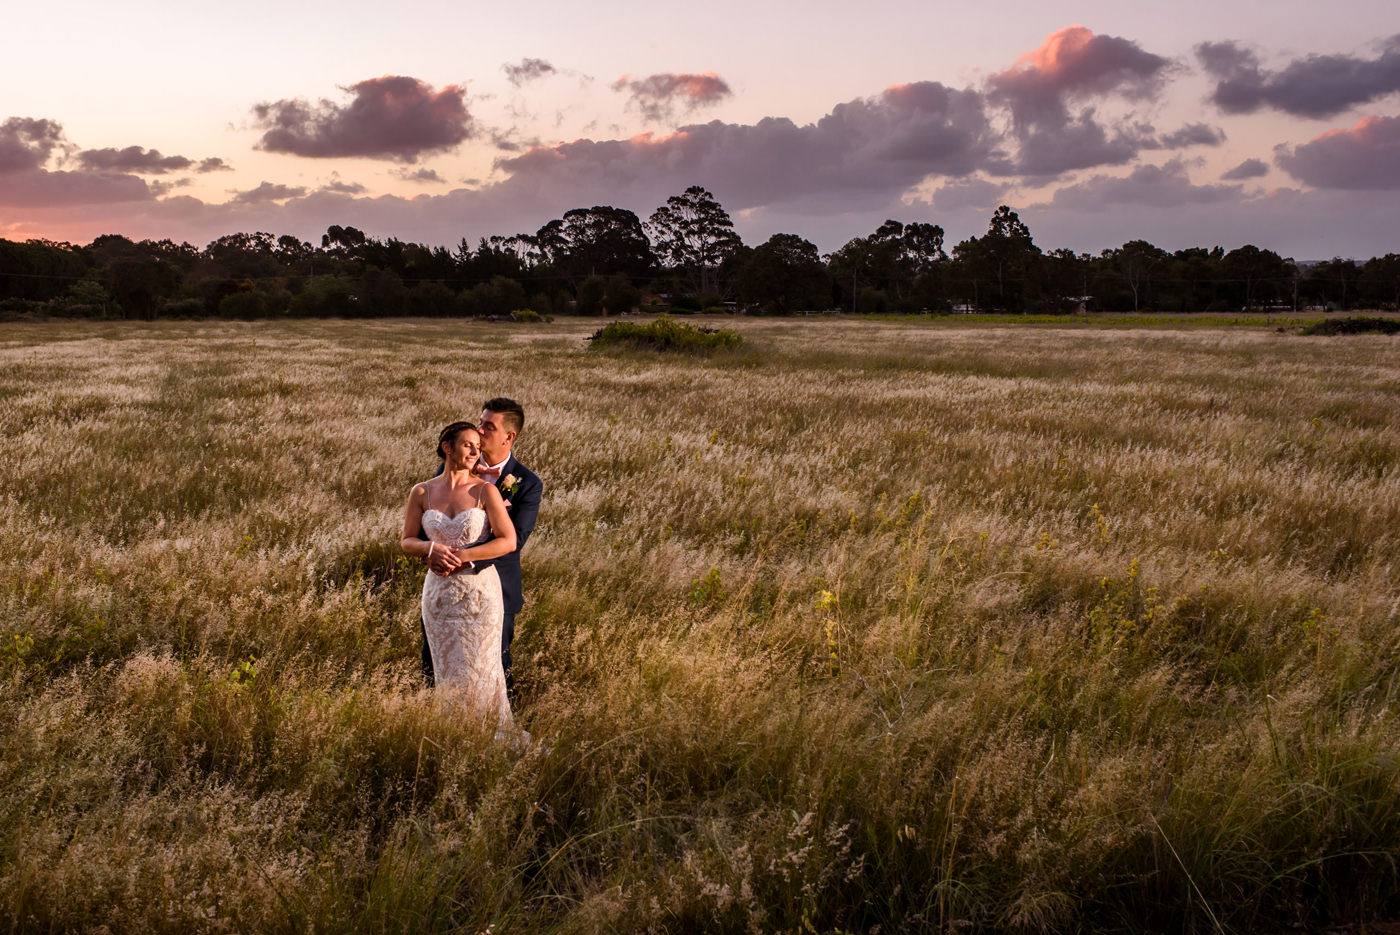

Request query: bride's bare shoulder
[{"left": 409, "top": 477, "right": 439, "bottom": 500}]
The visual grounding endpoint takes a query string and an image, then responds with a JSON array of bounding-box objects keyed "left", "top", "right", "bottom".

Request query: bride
[{"left": 401, "top": 421, "right": 517, "bottom": 732}]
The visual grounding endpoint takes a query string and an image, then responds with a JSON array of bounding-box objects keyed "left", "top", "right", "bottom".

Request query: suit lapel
[{"left": 495, "top": 455, "right": 516, "bottom": 505}]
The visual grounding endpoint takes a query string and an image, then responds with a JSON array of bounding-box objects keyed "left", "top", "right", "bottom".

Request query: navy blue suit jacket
[{"left": 480, "top": 454, "right": 541, "bottom": 614}]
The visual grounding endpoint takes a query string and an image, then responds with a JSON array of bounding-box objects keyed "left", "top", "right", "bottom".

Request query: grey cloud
[
  {"left": 1157, "top": 123, "right": 1226, "bottom": 148},
  {"left": 0, "top": 117, "right": 68, "bottom": 173},
  {"left": 1196, "top": 36, "right": 1400, "bottom": 118},
  {"left": 1010, "top": 112, "right": 1145, "bottom": 176},
  {"left": 1222, "top": 158, "right": 1268, "bottom": 180},
  {"left": 1194, "top": 40, "right": 1256, "bottom": 78},
  {"left": 503, "top": 58, "right": 557, "bottom": 87},
  {"left": 253, "top": 75, "right": 474, "bottom": 161},
  {"left": 490, "top": 128, "right": 541, "bottom": 153},
  {"left": 1275, "top": 115, "right": 1400, "bottom": 189},
  {"left": 319, "top": 178, "right": 367, "bottom": 194},
  {"left": 150, "top": 178, "right": 193, "bottom": 196},
  {"left": 230, "top": 181, "right": 308, "bottom": 204},
  {"left": 927, "top": 176, "right": 1007, "bottom": 211},
  {"left": 1044, "top": 159, "right": 1240, "bottom": 211},
  {"left": 611, "top": 72, "right": 733, "bottom": 123},
  {"left": 196, "top": 157, "right": 233, "bottom": 173},
  {"left": 395, "top": 167, "right": 445, "bottom": 184},
  {"left": 77, "top": 146, "right": 193, "bottom": 174}
]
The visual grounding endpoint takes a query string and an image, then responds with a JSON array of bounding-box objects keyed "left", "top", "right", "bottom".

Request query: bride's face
[{"left": 443, "top": 429, "right": 483, "bottom": 471}]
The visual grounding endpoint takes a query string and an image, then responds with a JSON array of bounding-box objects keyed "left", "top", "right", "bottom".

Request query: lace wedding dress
[{"left": 421, "top": 507, "right": 513, "bottom": 732}]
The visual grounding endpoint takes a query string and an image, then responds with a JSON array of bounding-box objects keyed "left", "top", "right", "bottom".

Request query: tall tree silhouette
[{"left": 646, "top": 186, "right": 742, "bottom": 296}]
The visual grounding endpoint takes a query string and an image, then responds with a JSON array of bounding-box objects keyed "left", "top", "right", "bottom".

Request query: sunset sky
[{"left": 4, "top": 0, "right": 1398, "bottom": 259}]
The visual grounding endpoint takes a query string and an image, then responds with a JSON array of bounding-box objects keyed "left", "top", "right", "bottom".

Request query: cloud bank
[{"left": 496, "top": 79, "right": 990, "bottom": 215}]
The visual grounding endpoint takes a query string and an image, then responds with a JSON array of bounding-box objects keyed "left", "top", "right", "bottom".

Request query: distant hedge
[
  {"left": 588, "top": 317, "right": 742, "bottom": 352},
  {"left": 1300, "top": 316, "right": 1400, "bottom": 335}
]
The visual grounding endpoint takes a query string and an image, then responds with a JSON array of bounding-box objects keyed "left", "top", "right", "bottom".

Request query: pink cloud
[
  {"left": 983, "top": 26, "right": 1173, "bottom": 176},
  {"left": 612, "top": 72, "right": 733, "bottom": 122},
  {"left": 989, "top": 25, "right": 1169, "bottom": 119}
]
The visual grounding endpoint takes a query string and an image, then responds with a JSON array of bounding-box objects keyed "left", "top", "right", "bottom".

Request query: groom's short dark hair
[{"left": 483, "top": 397, "right": 525, "bottom": 434}]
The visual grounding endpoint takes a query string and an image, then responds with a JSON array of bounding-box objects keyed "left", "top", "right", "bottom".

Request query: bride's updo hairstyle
[{"left": 436, "top": 421, "right": 479, "bottom": 467}]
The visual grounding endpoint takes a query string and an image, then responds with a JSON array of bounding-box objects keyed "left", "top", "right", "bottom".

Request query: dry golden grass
[{"left": 1, "top": 316, "right": 1398, "bottom": 933}]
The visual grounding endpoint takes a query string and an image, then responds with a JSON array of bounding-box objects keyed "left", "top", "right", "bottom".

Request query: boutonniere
[{"left": 501, "top": 473, "right": 521, "bottom": 497}]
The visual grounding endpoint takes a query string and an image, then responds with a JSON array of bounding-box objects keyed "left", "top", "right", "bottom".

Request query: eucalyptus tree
[{"left": 646, "top": 185, "right": 743, "bottom": 297}]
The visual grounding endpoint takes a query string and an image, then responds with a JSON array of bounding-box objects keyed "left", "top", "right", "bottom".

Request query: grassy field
[{"left": 2, "top": 316, "right": 1398, "bottom": 933}]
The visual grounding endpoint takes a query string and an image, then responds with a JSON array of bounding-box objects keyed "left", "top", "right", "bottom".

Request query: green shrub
[
  {"left": 588, "top": 316, "right": 742, "bottom": 353},
  {"left": 1301, "top": 316, "right": 1400, "bottom": 335},
  {"left": 511, "top": 308, "right": 548, "bottom": 323}
]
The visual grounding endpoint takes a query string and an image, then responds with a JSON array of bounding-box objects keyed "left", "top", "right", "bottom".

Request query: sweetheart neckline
[{"left": 423, "top": 507, "right": 485, "bottom": 522}]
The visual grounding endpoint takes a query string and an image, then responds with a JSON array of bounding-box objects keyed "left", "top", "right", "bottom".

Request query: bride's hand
[{"left": 427, "top": 546, "right": 462, "bottom": 575}]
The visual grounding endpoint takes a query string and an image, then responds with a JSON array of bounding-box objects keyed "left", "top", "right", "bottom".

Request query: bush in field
[
  {"left": 588, "top": 316, "right": 742, "bottom": 352},
  {"left": 1301, "top": 316, "right": 1400, "bottom": 335},
  {"left": 512, "top": 308, "right": 549, "bottom": 323}
]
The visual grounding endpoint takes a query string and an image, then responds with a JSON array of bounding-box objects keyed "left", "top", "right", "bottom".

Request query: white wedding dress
[{"left": 421, "top": 508, "right": 513, "bottom": 732}]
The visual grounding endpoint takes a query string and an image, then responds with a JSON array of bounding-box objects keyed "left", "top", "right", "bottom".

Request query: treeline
[{"left": 2, "top": 185, "right": 1398, "bottom": 319}]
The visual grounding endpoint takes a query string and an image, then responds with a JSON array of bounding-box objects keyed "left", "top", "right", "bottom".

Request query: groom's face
[{"left": 478, "top": 410, "right": 514, "bottom": 464}]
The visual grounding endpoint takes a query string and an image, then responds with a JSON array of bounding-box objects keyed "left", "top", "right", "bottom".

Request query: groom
[{"left": 423, "top": 397, "right": 542, "bottom": 700}]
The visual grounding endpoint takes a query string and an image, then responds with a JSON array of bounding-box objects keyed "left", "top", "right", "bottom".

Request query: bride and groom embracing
[{"left": 399, "top": 398, "right": 542, "bottom": 735}]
